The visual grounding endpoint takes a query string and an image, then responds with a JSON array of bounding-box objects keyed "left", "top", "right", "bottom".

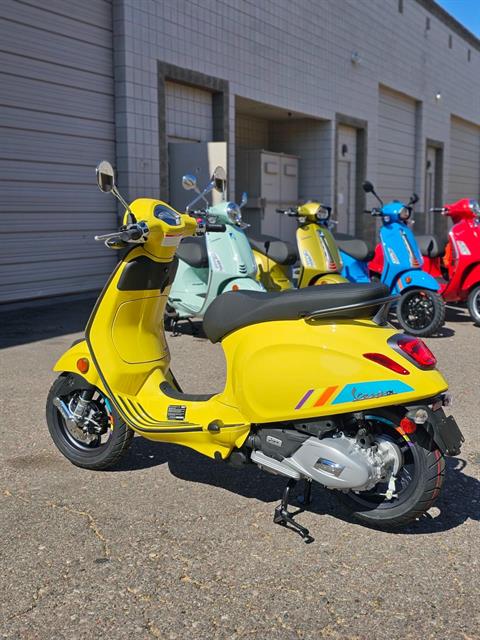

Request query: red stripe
[{"left": 313, "top": 386, "right": 338, "bottom": 407}]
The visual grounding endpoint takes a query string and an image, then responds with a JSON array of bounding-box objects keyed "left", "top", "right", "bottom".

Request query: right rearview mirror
[
  {"left": 212, "top": 166, "right": 227, "bottom": 193},
  {"left": 362, "top": 180, "right": 375, "bottom": 194},
  {"left": 96, "top": 161, "right": 115, "bottom": 193},
  {"left": 182, "top": 174, "right": 197, "bottom": 191}
]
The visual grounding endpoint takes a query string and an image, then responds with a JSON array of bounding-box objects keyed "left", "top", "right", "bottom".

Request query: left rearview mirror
[{"left": 96, "top": 161, "right": 115, "bottom": 193}]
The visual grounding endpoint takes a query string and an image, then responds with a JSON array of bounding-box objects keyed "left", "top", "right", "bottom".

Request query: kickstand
[
  {"left": 273, "top": 479, "right": 314, "bottom": 544},
  {"left": 185, "top": 317, "right": 198, "bottom": 336}
]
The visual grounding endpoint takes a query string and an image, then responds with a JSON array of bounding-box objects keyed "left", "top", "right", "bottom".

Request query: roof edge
[{"left": 415, "top": 0, "right": 480, "bottom": 52}]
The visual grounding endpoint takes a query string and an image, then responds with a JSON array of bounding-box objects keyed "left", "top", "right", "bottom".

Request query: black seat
[
  {"left": 415, "top": 234, "right": 446, "bottom": 258},
  {"left": 176, "top": 236, "right": 209, "bottom": 268},
  {"left": 203, "top": 282, "right": 390, "bottom": 343},
  {"left": 334, "top": 233, "right": 374, "bottom": 262},
  {"left": 247, "top": 232, "right": 298, "bottom": 265}
]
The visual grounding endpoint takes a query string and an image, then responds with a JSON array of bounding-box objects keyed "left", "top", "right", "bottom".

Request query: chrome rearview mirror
[
  {"left": 182, "top": 174, "right": 198, "bottom": 191},
  {"left": 212, "top": 166, "right": 227, "bottom": 194},
  {"left": 240, "top": 192, "right": 248, "bottom": 208},
  {"left": 96, "top": 160, "right": 115, "bottom": 193},
  {"left": 95, "top": 160, "right": 136, "bottom": 223}
]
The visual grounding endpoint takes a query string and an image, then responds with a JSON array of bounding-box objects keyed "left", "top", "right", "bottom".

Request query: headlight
[
  {"left": 399, "top": 207, "right": 411, "bottom": 220},
  {"left": 226, "top": 202, "right": 242, "bottom": 224},
  {"left": 315, "top": 206, "right": 330, "bottom": 220},
  {"left": 469, "top": 200, "right": 480, "bottom": 215}
]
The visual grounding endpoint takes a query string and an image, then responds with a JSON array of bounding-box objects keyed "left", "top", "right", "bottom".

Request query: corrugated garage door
[
  {"left": 448, "top": 116, "right": 480, "bottom": 201},
  {"left": 377, "top": 86, "right": 417, "bottom": 203},
  {"left": 0, "top": 0, "right": 116, "bottom": 303}
]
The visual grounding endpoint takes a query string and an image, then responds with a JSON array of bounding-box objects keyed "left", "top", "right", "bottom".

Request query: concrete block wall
[
  {"left": 165, "top": 81, "right": 213, "bottom": 142},
  {"left": 113, "top": 0, "right": 480, "bottom": 209},
  {"left": 269, "top": 119, "right": 334, "bottom": 205}
]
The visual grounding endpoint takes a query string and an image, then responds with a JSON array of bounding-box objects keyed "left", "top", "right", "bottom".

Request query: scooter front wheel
[
  {"left": 467, "top": 285, "right": 480, "bottom": 326},
  {"left": 396, "top": 288, "right": 445, "bottom": 336},
  {"left": 46, "top": 373, "right": 134, "bottom": 470},
  {"left": 337, "top": 409, "right": 444, "bottom": 529}
]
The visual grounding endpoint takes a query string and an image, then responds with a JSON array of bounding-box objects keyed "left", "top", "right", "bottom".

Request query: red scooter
[{"left": 416, "top": 198, "right": 480, "bottom": 325}]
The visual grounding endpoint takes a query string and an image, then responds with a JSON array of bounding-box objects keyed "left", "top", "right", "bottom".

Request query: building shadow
[
  {"left": 0, "top": 295, "right": 98, "bottom": 349},
  {"left": 113, "top": 438, "right": 479, "bottom": 536}
]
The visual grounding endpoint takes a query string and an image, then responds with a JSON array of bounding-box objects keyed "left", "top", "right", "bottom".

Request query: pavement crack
[
  {"left": 5, "top": 585, "right": 50, "bottom": 622},
  {"left": 3, "top": 488, "right": 110, "bottom": 559}
]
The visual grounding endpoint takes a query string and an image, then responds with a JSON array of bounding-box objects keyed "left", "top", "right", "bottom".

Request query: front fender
[
  {"left": 220, "top": 277, "right": 266, "bottom": 293},
  {"left": 53, "top": 339, "right": 103, "bottom": 389},
  {"left": 395, "top": 270, "right": 440, "bottom": 294},
  {"left": 462, "top": 263, "right": 480, "bottom": 292}
]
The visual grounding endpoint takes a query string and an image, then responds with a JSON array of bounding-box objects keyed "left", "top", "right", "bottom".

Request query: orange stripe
[{"left": 313, "top": 386, "right": 338, "bottom": 407}]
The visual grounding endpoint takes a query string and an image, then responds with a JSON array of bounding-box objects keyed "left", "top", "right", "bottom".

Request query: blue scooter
[{"left": 338, "top": 180, "right": 445, "bottom": 337}]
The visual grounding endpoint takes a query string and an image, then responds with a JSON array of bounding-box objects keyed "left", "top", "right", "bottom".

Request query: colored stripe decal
[
  {"left": 332, "top": 380, "right": 414, "bottom": 405},
  {"left": 295, "top": 388, "right": 314, "bottom": 410},
  {"left": 313, "top": 385, "right": 338, "bottom": 407}
]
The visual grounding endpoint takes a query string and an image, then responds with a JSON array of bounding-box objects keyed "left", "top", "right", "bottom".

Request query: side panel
[
  {"left": 220, "top": 319, "right": 448, "bottom": 424},
  {"left": 395, "top": 269, "right": 440, "bottom": 294},
  {"left": 461, "top": 263, "right": 480, "bottom": 293},
  {"left": 252, "top": 249, "right": 294, "bottom": 291}
]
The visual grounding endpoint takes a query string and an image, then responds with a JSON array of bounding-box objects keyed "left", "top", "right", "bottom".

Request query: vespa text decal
[
  {"left": 332, "top": 381, "right": 413, "bottom": 405},
  {"left": 295, "top": 381, "right": 413, "bottom": 410}
]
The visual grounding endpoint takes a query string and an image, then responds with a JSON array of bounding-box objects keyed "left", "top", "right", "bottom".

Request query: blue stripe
[{"left": 332, "top": 380, "right": 413, "bottom": 405}]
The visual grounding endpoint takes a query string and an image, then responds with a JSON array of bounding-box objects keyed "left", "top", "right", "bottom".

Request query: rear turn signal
[
  {"left": 363, "top": 352, "right": 410, "bottom": 375},
  {"left": 395, "top": 335, "right": 436, "bottom": 368}
]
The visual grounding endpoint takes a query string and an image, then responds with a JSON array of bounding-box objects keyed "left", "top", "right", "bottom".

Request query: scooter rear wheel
[
  {"left": 467, "top": 285, "right": 480, "bottom": 326},
  {"left": 46, "top": 373, "right": 133, "bottom": 470},
  {"left": 396, "top": 288, "right": 445, "bottom": 336},
  {"left": 337, "top": 409, "right": 444, "bottom": 529}
]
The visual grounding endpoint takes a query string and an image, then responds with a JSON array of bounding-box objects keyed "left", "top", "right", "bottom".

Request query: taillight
[
  {"left": 393, "top": 335, "right": 436, "bottom": 368},
  {"left": 363, "top": 352, "right": 410, "bottom": 375}
]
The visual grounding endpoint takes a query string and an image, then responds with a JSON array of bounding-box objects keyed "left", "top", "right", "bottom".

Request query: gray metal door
[
  {"left": 448, "top": 116, "right": 480, "bottom": 201},
  {"left": 0, "top": 0, "right": 116, "bottom": 303},
  {"left": 424, "top": 147, "right": 436, "bottom": 234},
  {"left": 377, "top": 87, "right": 417, "bottom": 203},
  {"left": 336, "top": 125, "right": 357, "bottom": 234}
]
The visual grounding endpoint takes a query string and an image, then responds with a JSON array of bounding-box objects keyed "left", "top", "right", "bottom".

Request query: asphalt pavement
[{"left": 0, "top": 297, "right": 479, "bottom": 639}]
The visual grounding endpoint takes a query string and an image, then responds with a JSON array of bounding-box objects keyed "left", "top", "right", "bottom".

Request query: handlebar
[
  {"left": 430, "top": 207, "right": 446, "bottom": 213},
  {"left": 276, "top": 208, "right": 297, "bottom": 216}
]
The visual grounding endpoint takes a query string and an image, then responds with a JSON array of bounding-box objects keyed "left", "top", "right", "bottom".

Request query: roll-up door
[
  {"left": 0, "top": 0, "right": 116, "bottom": 303},
  {"left": 448, "top": 116, "right": 480, "bottom": 202},
  {"left": 377, "top": 87, "right": 417, "bottom": 203}
]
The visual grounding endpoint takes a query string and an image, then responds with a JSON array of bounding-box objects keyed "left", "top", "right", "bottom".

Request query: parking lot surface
[{"left": 0, "top": 298, "right": 479, "bottom": 639}]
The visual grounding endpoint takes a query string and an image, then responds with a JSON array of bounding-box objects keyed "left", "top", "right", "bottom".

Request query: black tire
[
  {"left": 46, "top": 373, "right": 133, "bottom": 470},
  {"left": 396, "top": 288, "right": 445, "bottom": 336},
  {"left": 467, "top": 285, "right": 480, "bottom": 326},
  {"left": 337, "top": 409, "right": 445, "bottom": 529}
]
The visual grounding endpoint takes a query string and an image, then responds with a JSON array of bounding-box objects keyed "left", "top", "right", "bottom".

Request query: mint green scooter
[{"left": 166, "top": 167, "right": 265, "bottom": 332}]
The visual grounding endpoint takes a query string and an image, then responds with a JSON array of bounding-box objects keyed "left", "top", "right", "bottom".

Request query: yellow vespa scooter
[
  {"left": 46, "top": 162, "right": 463, "bottom": 541},
  {"left": 248, "top": 202, "right": 347, "bottom": 291}
]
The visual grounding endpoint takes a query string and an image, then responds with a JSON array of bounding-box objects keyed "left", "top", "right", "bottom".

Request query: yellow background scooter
[
  {"left": 46, "top": 162, "right": 463, "bottom": 541},
  {"left": 249, "top": 202, "right": 347, "bottom": 291}
]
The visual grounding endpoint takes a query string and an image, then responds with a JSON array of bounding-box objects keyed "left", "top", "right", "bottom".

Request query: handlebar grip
[
  {"left": 206, "top": 223, "right": 226, "bottom": 232},
  {"left": 120, "top": 227, "right": 143, "bottom": 241},
  {"left": 276, "top": 208, "right": 286, "bottom": 214},
  {"left": 430, "top": 208, "right": 445, "bottom": 213}
]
